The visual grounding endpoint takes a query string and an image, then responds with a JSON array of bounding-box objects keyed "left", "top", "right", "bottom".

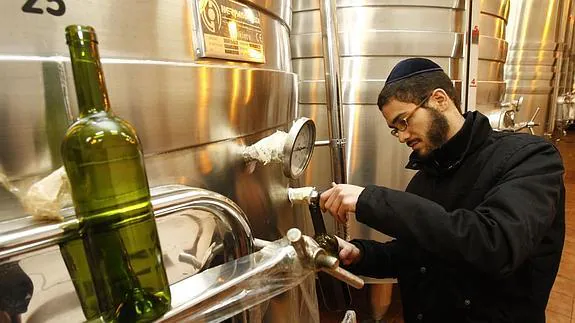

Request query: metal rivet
[
  {"left": 420, "top": 266, "right": 427, "bottom": 274},
  {"left": 464, "top": 299, "right": 471, "bottom": 306}
]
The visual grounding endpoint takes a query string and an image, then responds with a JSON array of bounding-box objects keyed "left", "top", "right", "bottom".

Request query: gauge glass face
[{"left": 290, "top": 123, "right": 314, "bottom": 177}]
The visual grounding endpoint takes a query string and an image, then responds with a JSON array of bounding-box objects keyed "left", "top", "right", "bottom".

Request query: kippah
[{"left": 385, "top": 58, "right": 444, "bottom": 85}]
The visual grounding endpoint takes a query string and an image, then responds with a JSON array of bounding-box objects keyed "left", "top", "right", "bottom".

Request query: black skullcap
[{"left": 385, "top": 58, "right": 444, "bottom": 86}]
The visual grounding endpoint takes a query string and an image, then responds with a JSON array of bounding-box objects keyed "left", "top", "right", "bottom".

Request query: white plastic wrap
[
  {"left": 161, "top": 238, "right": 320, "bottom": 323},
  {"left": 22, "top": 167, "right": 71, "bottom": 221},
  {"left": 242, "top": 131, "right": 289, "bottom": 165},
  {"left": 0, "top": 166, "right": 71, "bottom": 222},
  {"left": 341, "top": 310, "right": 357, "bottom": 323}
]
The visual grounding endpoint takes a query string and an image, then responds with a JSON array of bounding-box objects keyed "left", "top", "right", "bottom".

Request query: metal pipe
[
  {"left": 158, "top": 241, "right": 309, "bottom": 322},
  {"left": 318, "top": 0, "right": 348, "bottom": 238},
  {"left": 547, "top": 0, "right": 572, "bottom": 137},
  {"left": 0, "top": 185, "right": 254, "bottom": 262},
  {"left": 158, "top": 228, "right": 364, "bottom": 322},
  {"left": 254, "top": 238, "right": 272, "bottom": 250},
  {"left": 314, "top": 140, "right": 330, "bottom": 147}
]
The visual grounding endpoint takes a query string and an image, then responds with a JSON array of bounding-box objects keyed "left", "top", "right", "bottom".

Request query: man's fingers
[
  {"left": 331, "top": 194, "right": 345, "bottom": 221},
  {"left": 324, "top": 187, "right": 341, "bottom": 216},
  {"left": 319, "top": 187, "right": 334, "bottom": 211},
  {"left": 336, "top": 203, "right": 348, "bottom": 223},
  {"left": 339, "top": 248, "right": 352, "bottom": 265}
]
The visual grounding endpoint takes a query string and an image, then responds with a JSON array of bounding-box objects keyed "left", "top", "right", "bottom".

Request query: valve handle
[{"left": 287, "top": 228, "right": 364, "bottom": 289}]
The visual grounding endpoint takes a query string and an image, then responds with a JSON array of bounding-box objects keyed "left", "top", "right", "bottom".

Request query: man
[{"left": 320, "top": 58, "right": 565, "bottom": 322}]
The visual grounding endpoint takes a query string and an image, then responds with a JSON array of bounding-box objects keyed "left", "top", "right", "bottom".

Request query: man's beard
[{"left": 426, "top": 108, "right": 450, "bottom": 151}]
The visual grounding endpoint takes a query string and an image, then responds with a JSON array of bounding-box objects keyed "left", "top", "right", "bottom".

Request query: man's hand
[
  {"left": 335, "top": 236, "right": 361, "bottom": 266},
  {"left": 320, "top": 182, "right": 365, "bottom": 223}
]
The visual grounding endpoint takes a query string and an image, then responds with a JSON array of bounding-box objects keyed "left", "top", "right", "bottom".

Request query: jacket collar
[{"left": 405, "top": 111, "right": 493, "bottom": 175}]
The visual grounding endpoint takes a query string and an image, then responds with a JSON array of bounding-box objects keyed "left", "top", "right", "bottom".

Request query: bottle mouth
[{"left": 65, "top": 25, "right": 98, "bottom": 44}]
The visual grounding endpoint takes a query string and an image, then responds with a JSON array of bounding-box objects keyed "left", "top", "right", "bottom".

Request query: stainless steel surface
[
  {"left": 0, "top": 1, "right": 291, "bottom": 70},
  {"left": 556, "top": 2, "right": 575, "bottom": 135},
  {"left": 0, "top": 59, "right": 71, "bottom": 221},
  {"left": 318, "top": 0, "right": 348, "bottom": 239},
  {"left": 0, "top": 0, "right": 322, "bottom": 321},
  {"left": 291, "top": 0, "right": 465, "bottom": 242},
  {"left": 0, "top": 0, "right": 295, "bottom": 217},
  {"left": 557, "top": 93, "right": 575, "bottom": 132},
  {"left": 568, "top": 2, "right": 575, "bottom": 96},
  {"left": 161, "top": 228, "right": 361, "bottom": 322},
  {"left": 0, "top": 185, "right": 255, "bottom": 322},
  {"left": 0, "top": 57, "right": 299, "bottom": 231},
  {"left": 504, "top": 0, "right": 571, "bottom": 136},
  {"left": 253, "top": 238, "right": 273, "bottom": 250},
  {"left": 159, "top": 236, "right": 311, "bottom": 322},
  {"left": 476, "top": 0, "right": 509, "bottom": 113},
  {"left": 558, "top": 1, "right": 575, "bottom": 94}
]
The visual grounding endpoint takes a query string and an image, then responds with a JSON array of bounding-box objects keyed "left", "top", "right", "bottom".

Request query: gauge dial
[{"left": 283, "top": 118, "right": 316, "bottom": 179}]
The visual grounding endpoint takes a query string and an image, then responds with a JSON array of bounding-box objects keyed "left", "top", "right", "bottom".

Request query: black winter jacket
[{"left": 347, "top": 111, "right": 565, "bottom": 323}]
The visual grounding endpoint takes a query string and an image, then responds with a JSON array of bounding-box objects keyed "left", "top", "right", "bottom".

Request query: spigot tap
[
  {"left": 500, "top": 96, "right": 523, "bottom": 112},
  {"left": 286, "top": 228, "right": 364, "bottom": 289},
  {"left": 287, "top": 186, "right": 319, "bottom": 205},
  {"left": 513, "top": 107, "right": 541, "bottom": 135}
]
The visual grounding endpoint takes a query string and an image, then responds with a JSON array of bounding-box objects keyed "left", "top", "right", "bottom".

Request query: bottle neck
[
  {"left": 68, "top": 39, "right": 110, "bottom": 117},
  {"left": 309, "top": 204, "right": 327, "bottom": 234}
]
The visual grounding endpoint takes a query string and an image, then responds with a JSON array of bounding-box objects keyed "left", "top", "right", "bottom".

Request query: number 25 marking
[{"left": 22, "top": 0, "right": 66, "bottom": 16}]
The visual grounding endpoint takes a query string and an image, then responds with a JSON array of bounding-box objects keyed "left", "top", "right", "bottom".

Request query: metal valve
[
  {"left": 556, "top": 92, "right": 575, "bottom": 136},
  {"left": 286, "top": 228, "right": 364, "bottom": 289},
  {"left": 500, "top": 96, "right": 523, "bottom": 111},
  {"left": 557, "top": 91, "right": 575, "bottom": 105},
  {"left": 495, "top": 96, "right": 524, "bottom": 130},
  {"left": 512, "top": 107, "right": 541, "bottom": 135}
]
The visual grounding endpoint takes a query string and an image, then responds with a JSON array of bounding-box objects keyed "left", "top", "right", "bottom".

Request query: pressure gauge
[{"left": 283, "top": 117, "right": 316, "bottom": 179}]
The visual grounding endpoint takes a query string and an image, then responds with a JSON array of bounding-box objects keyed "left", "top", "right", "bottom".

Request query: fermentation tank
[
  {"left": 0, "top": 0, "right": 321, "bottom": 322},
  {"left": 504, "top": 0, "right": 572, "bottom": 136},
  {"left": 476, "top": 0, "right": 510, "bottom": 115}
]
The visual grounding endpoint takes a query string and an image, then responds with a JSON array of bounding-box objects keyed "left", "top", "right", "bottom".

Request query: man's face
[{"left": 382, "top": 98, "right": 450, "bottom": 158}]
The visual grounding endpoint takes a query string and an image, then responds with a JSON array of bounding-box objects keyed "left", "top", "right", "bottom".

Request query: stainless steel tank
[
  {"left": 559, "top": 1, "right": 575, "bottom": 95},
  {"left": 291, "top": 0, "right": 466, "bottom": 240},
  {"left": 476, "top": 0, "right": 510, "bottom": 113},
  {"left": 0, "top": 0, "right": 318, "bottom": 322},
  {"left": 556, "top": 2, "right": 575, "bottom": 131},
  {"left": 504, "top": 0, "right": 571, "bottom": 136}
]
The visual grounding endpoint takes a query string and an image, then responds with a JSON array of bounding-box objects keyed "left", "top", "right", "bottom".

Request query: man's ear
[{"left": 431, "top": 89, "right": 449, "bottom": 111}]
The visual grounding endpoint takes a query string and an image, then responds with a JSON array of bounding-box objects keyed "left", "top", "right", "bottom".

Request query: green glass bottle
[
  {"left": 309, "top": 203, "right": 339, "bottom": 257},
  {"left": 59, "top": 236, "right": 100, "bottom": 320},
  {"left": 61, "top": 25, "right": 171, "bottom": 322}
]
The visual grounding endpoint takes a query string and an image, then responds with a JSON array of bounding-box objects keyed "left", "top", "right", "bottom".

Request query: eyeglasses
[{"left": 390, "top": 94, "right": 432, "bottom": 137}]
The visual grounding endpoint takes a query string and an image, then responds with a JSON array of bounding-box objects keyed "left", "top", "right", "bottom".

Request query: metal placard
[{"left": 192, "top": 0, "right": 265, "bottom": 63}]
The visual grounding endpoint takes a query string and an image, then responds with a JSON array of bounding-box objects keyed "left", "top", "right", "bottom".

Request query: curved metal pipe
[
  {"left": 0, "top": 185, "right": 254, "bottom": 262},
  {"left": 157, "top": 228, "right": 363, "bottom": 322}
]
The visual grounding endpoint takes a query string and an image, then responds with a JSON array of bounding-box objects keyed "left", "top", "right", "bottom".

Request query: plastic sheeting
[
  {"left": 0, "top": 166, "right": 70, "bottom": 222},
  {"left": 242, "top": 131, "right": 288, "bottom": 165},
  {"left": 159, "top": 237, "right": 320, "bottom": 323}
]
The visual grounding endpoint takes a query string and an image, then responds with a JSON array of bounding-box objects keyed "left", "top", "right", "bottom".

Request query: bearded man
[{"left": 320, "top": 58, "right": 566, "bottom": 323}]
